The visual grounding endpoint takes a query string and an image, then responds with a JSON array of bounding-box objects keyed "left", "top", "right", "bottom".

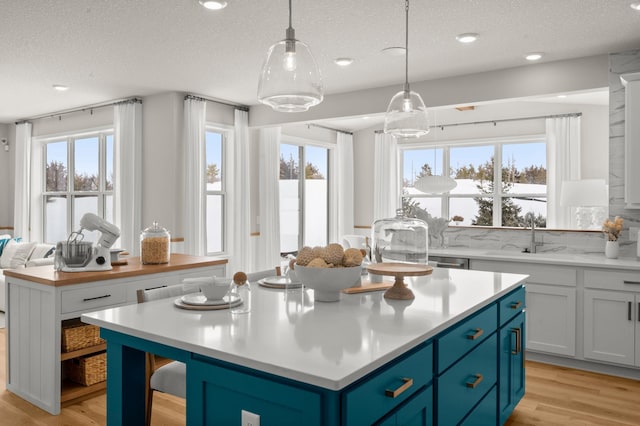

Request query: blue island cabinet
[
  {"left": 187, "top": 341, "right": 434, "bottom": 426},
  {"left": 436, "top": 286, "right": 526, "bottom": 426},
  {"left": 184, "top": 287, "right": 525, "bottom": 426}
]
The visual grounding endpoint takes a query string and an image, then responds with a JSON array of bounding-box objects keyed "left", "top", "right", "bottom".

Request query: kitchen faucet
[{"left": 527, "top": 215, "right": 543, "bottom": 253}]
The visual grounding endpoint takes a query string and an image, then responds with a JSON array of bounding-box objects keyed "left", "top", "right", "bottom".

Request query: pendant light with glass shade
[
  {"left": 384, "top": 0, "right": 429, "bottom": 138},
  {"left": 257, "top": 0, "right": 324, "bottom": 112}
]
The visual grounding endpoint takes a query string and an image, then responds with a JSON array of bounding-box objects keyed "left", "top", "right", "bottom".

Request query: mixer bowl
[{"left": 57, "top": 241, "right": 94, "bottom": 267}]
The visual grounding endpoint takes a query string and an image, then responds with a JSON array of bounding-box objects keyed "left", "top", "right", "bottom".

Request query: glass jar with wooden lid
[{"left": 140, "top": 221, "right": 170, "bottom": 264}]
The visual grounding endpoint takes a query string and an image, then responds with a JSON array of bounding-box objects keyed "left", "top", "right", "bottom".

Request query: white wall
[
  {"left": 251, "top": 55, "right": 609, "bottom": 128},
  {"left": 0, "top": 123, "right": 11, "bottom": 230},
  {"left": 141, "top": 93, "right": 235, "bottom": 243}
]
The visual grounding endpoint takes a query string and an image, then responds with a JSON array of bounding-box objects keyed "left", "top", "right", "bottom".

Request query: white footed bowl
[
  {"left": 295, "top": 265, "right": 362, "bottom": 302},
  {"left": 200, "top": 281, "right": 231, "bottom": 300}
]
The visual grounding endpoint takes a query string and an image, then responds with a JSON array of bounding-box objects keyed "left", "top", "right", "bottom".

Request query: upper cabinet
[{"left": 621, "top": 72, "right": 640, "bottom": 209}]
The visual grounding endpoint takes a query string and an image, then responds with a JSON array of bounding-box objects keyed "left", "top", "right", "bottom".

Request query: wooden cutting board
[{"left": 342, "top": 281, "right": 393, "bottom": 294}]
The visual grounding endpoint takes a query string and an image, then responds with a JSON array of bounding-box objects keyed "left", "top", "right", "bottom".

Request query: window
[
  {"left": 43, "top": 131, "right": 113, "bottom": 243},
  {"left": 205, "top": 128, "right": 226, "bottom": 255},
  {"left": 279, "top": 142, "right": 330, "bottom": 253},
  {"left": 401, "top": 137, "right": 547, "bottom": 228}
]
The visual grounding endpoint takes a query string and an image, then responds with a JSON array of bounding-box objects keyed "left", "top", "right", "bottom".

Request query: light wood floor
[{"left": 0, "top": 327, "right": 639, "bottom": 425}]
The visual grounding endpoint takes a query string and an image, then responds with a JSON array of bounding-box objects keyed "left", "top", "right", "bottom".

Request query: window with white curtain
[
  {"left": 205, "top": 127, "right": 228, "bottom": 254},
  {"left": 279, "top": 140, "right": 330, "bottom": 253},
  {"left": 41, "top": 130, "right": 114, "bottom": 244},
  {"left": 401, "top": 137, "right": 547, "bottom": 228}
]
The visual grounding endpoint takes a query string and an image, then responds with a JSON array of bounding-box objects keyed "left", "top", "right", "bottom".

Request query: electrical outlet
[
  {"left": 241, "top": 410, "right": 260, "bottom": 426},
  {"left": 630, "top": 227, "right": 640, "bottom": 241}
]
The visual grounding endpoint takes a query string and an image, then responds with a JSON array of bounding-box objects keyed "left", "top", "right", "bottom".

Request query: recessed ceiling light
[
  {"left": 334, "top": 57, "right": 354, "bottom": 67},
  {"left": 557, "top": 94, "right": 567, "bottom": 98},
  {"left": 524, "top": 52, "right": 543, "bottom": 61},
  {"left": 362, "top": 116, "right": 370, "bottom": 120},
  {"left": 381, "top": 47, "right": 406, "bottom": 56},
  {"left": 198, "top": 0, "right": 228, "bottom": 10},
  {"left": 52, "top": 84, "right": 69, "bottom": 91},
  {"left": 455, "top": 33, "right": 478, "bottom": 43},
  {"left": 631, "top": 2, "right": 640, "bottom": 11}
]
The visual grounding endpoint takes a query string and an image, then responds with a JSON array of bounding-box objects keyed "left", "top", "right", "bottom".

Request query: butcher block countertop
[{"left": 2, "top": 253, "right": 227, "bottom": 286}]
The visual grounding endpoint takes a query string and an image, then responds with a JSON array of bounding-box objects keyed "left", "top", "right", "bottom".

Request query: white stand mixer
[{"left": 55, "top": 213, "right": 121, "bottom": 272}]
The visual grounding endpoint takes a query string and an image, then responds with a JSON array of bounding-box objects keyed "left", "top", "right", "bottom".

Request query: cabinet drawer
[
  {"left": 438, "top": 334, "right": 498, "bottom": 426},
  {"left": 584, "top": 269, "right": 640, "bottom": 291},
  {"left": 343, "top": 342, "right": 433, "bottom": 426},
  {"left": 460, "top": 385, "right": 497, "bottom": 426},
  {"left": 438, "top": 304, "right": 497, "bottom": 373},
  {"left": 61, "top": 285, "right": 126, "bottom": 314},
  {"left": 499, "top": 286, "right": 526, "bottom": 326}
]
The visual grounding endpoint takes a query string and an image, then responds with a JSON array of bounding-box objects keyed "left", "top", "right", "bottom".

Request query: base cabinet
[
  {"left": 5, "top": 256, "right": 226, "bottom": 415},
  {"left": 378, "top": 386, "right": 433, "bottom": 426},
  {"left": 525, "top": 284, "right": 575, "bottom": 356},
  {"left": 584, "top": 289, "right": 640, "bottom": 366},
  {"left": 461, "top": 386, "right": 498, "bottom": 426},
  {"left": 499, "top": 311, "right": 526, "bottom": 424},
  {"left": 177, "top": 287, "right": 525, "bottom": 425},
  {"left": 470, "top": 260, "right": 576, "bottom": 358}
]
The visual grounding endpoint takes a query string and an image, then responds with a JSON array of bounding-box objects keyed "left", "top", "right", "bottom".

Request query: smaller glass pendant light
[
  {"left": 257, "top": 0, "right": 324, "bottom": 112},
  {"left": 384, "top": 0, "right": 429, "bottom": 138}
]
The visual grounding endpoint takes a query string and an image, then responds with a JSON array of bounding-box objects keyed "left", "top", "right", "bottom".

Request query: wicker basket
[
  {"left": 62, "top": 320, "right": 105, "bottom": 352},
  {"left": 65, "top": 351, "right": 107, "bottom": 386}
]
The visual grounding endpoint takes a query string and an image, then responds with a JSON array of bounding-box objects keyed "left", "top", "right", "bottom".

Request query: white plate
[
  {"left": 258, "top": 276, "right": 303, "bottom": 289},
  {"left": 174, "top": 296, "right": 242, "bottom": 311},
  {"left": 264, "top": 276, "right": 301, "bottom": 285},
  {"left": 181, "top": 293, "right": 239, "bottom": 306}
]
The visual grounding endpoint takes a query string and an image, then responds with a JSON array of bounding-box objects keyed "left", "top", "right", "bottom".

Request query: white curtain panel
[
  {"left": 373, "top": 132, "right": 400, "bottom": 222},
  {"left": 546, "top": 116, "right": 581, "bottom": 228},
  {"left": 183, "top": 97, "right": 207, "bottom": 256},
  {"left": 13, "top": 122, "right": 32, "bottom": 240},
  {"left": 228, "top": 109, "right": 252, "bottom": 273},
  {"left": 113, "top": 100, "right": 142, "bottom": 254},
  {"left": 329, "top": 131, "right": 354, "bottom": 243},
  {"left": 256, "top": 127, "right": 282, "bottom": 271}
]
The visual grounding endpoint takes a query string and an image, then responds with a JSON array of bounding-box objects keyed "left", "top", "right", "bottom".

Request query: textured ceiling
[{"left": 1, "top": 0, "right": 639, "bottom": 124}]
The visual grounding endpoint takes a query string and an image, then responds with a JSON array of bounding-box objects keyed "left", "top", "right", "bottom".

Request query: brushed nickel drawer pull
[
  {"left": 510, "top": 301, "right": 522, "bottom": 310},
  {"left": 466, "top": 374, "right": 483, "bottom": 389},
  {"left": 82, "top": 294, "right": 111, "bottom": 302},
  {"left": 385, "top": 377, "right": 413, "bottom": 398},
  {"left": 511, "top": 327, "right": 522, "bottom": 355},
  {"left": 623, "top": 280, "right": 640, "bottom": 285},
  {"left": 629, "top": 301, "right": 633, "bottom": 321},
  {"left": 467, "top": 328, "right": 484, "bottom": 340}
]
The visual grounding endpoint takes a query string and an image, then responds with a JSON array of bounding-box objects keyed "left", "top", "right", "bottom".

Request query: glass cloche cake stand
[{"left": 366, "top": 262, "right": 433, "bottom": 300}]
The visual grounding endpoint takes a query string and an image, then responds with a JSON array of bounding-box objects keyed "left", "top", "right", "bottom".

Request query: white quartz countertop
[
  {"left": 430, "top": 248, "right": 640, "bottom": 270},
  {"left": 82, "top": 268, "right": 526, "bottom": 391}
]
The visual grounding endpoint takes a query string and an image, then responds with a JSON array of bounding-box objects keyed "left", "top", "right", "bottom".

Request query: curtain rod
[
  {"left": 184, "top": 94, "right": 249, "bottom": 112},
  {"left": 373, "top": 112, "right": 582, "bottom": 134},
  {"left": 307, "top": 123, "right": 353, "bottom": 135},
  {"left": 15, "top": 97, "right": 142, "bottom": 124}
]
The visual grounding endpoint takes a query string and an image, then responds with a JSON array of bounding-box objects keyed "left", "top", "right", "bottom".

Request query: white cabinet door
[
  {"left": 636, "top": 296, "right": 640, "bottom": 366},
  {"left": 525, "top": 283, "right": 576, "bottom": 356},
  {"left": 584, "top": 289, "right": 635, "bottom": 366}
]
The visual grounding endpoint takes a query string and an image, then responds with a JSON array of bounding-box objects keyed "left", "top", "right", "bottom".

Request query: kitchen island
[
  {"left": 82, "top": 267, "right": 527, "bottom": 425},
  {"left": 4, "top": 253, "right": 227, "bottom": 414}
]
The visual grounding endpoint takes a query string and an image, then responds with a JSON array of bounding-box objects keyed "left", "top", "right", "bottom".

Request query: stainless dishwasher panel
[{"left": 428, "top": 255, "right": 469, "bottom": 269}]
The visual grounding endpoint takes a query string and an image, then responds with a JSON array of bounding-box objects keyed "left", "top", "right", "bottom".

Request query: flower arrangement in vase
[
  {"left": 602, "top": 216, "right": 623, "bottom": 259},
  {"left": 602, "top": 216, "right": 623, "bottom": 241}
]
